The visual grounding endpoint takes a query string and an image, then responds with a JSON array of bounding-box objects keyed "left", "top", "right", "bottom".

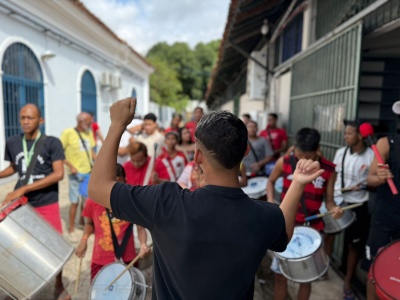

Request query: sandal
[{"left": 343, "top": 288, "right": 355, "bottom": 300}]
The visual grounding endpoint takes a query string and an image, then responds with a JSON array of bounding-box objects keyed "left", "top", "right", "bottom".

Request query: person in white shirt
[
  {"left": 332, "top": 119, "right": 374, "bottom": 300},
  {"left": 128, "top": 113, "right": 165, "bottom": 159}
]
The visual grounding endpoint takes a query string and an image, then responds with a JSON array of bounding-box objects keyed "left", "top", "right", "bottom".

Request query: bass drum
[
  {"left": 369, "top": 240, "right": 400, "bottom": 300},
  {"left": 90, "top": 262, "right": 146, "bottom": 300}
]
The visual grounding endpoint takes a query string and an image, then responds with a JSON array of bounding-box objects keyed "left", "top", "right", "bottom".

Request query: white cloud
[{"left": 81, "top": 0, "right": 230, "bottom": 56}]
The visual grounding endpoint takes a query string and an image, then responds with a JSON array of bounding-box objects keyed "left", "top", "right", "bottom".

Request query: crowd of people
[{"left": 0, "top": 100, "right": 399, "bottom": 300}]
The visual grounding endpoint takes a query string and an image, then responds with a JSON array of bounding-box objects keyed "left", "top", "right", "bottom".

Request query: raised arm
[
  {"left": 367, "top": 137, "right": 390, "bottom": 188},
  {"left": 279, "top": 159, "right": 324, "bottom": 241},
  {"left": 266, "top": 157, "right": 283, "bottom": 203},
  {"left": 88, "top": 98, "right": 136, "bottom": 208}
]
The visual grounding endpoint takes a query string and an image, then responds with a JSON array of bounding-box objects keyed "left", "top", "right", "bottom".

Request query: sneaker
[
  {"left": 343, "top": 288, "right": 355, "bottom": 300},
  {"left": 67, "top": 231, "right": 81, "bottom": 243}
]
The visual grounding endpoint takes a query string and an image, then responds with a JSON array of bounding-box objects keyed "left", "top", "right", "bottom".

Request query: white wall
[{"left": 0, "top": 1, "right": 152, "bottom": 169}]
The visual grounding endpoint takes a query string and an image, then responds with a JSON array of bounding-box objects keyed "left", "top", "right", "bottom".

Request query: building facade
[{"left": 0, "top": 0, "right": 153, "bottom": 170}]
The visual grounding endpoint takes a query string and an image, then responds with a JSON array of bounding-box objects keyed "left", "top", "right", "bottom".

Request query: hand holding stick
[
  {"left": 105, "top": 243, "right": 153, "bottom": 291},
  {"left": 74, "top": 257, "right": 83, "bottom": 294},
  {"left": 305, "top": 203, "right": 363, "bottom": 222}
]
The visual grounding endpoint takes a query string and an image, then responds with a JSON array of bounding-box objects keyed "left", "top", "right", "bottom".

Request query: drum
[
  {"left": 90, "top": 262, "right": 147, "bottom": 300},
  {"left": 275, "top": 226, "right": 329, "bottom": 283},
  {"left": 322, "top": 203, "right": 356, "bottom": 234},
  {"left": 0, "top": 197, "right": 74, "bottom": 300},
  {"left": 370, "top": 240, "right": 400, "bottom": 300},
  {"left": 241, "top": 177, "right": 267, "bottom": 199}
]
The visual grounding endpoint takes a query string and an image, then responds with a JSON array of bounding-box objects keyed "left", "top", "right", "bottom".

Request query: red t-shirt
[
  {"left": 123, "top": 156, "right": 170, "bottom": 185},
  {"left": 281, "top": 155, "right": 335, "bottom": 231},
  {"left": 185, "top": 121, "right": 197, "bottom": 142},
  {"left": 156, "top": 152, "right": 187, "bottom": 181},
  {"left": 91, "top": 122, "right": 99, "bottom": 141},
  {"left": 259, "top": 127, "right": 288, "bottom": 157},
  {"left": 82, "top": 199, "right": 135, "bottom": 265}
]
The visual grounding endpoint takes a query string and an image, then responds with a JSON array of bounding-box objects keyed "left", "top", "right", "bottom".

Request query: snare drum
[
  {"left": 90, "top": 262, "right": 147, "bottom": 300},
  {"left": 241, "top": 177, "right": 268, "bottom": 199},
  {"left": 370, "top": 240, "right": 400, "bottom": 300},
  {"left": 275, "top": 226, "right": 329, "bottom": 283},
  {"left": 322, "top": 203, "right": 356, "bottom": 234}
]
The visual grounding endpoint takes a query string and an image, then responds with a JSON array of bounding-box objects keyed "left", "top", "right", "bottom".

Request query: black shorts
[
  {"left": 361, "top": 224, "right": 400, "bottom": 272},
  {"left": 344, "top": 201, "right": 370, "bottom": 252}
]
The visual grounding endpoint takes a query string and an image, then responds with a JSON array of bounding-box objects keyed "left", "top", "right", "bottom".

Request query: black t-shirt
[
  {"left": 373, "top": 135, "right": 400, "bottom": 231},
  {"left": 111, "top": 182, "right": 287, "bottom": 300},
  {"left": 5, "top": 134, "right": 65, "bottom": 207}
]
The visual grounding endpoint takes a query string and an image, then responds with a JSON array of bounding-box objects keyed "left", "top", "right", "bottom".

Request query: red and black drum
[{"left": 369, "top": 240, "right": 400, "bottom": 300}]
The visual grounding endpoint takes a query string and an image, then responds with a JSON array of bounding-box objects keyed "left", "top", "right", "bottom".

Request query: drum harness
[
  {"left": 106, "top": 209, "right": 133, "bottom": 262},
  {"left": 248, "top": 140, "right": 266, "bottom": 176}
]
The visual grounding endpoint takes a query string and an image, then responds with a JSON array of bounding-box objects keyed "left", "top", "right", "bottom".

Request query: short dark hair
[
  {"left": 128, "top": 141, "right": 148, "bottom": 157},
  {"left": 242, "top": 113, "right": 251, "bottom": 119},
  {"left": 343, "top": 119, "right": 360, "bottom": 132},
  {"left": 247, "top": 120, "right": 258, "bottom": 128},
  {"left": 116, "top": 163, "right": 126, "bottom": 178},
  {"left": 144, "top": 113, "right": 157, "bottom": 122},
  {"left": 194, "top": 107, "right": 204, "bottom": 112},
  {"left": 295, "top": 128, "right": 321, "bottom": 152},
  {"left": 172, "top": 113, "right": 182, "bottom": 119},
  {"left": 166, "top": 131, "right": 180, "bottom": 141},
  {"left": 268, "top": 113, "right": 278, "bottom": 120},
  {"left": 195, "top": 111, "right": 247, "bottom": 169}
]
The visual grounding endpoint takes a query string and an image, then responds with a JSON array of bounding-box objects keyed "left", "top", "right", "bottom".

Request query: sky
[{"left": 81, "top": 0, "right": 231, "bottom": 56}]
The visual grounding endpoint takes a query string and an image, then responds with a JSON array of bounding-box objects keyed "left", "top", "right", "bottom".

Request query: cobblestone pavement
[{"left": 0, "top": 176, "right": 344, "bottom": 300}]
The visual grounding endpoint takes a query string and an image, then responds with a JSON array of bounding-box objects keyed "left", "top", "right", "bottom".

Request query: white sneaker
[{"left": 67, "top": 231, "right": 81, "bottom": 243}]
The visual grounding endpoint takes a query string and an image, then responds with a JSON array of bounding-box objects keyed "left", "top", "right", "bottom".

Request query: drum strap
[
  {"left": 248, "top": 140, "right": 266, "bottom": 176},
  {"left": 106, "top": 208, "right": 133, "bottom": 260},
  {"left": 341, "top": 147, "right": 349, "bottom": 190},
  {"left": 289, "top": 154, "right": 309, "bottom": 219},
  {"left": 15, "top": 134, "right": 47, "bottom": 189}
]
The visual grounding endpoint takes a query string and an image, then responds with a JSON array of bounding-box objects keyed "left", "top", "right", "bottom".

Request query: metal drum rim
[{"left": 323, "top": 211, "right": 356, "bottom": 234}]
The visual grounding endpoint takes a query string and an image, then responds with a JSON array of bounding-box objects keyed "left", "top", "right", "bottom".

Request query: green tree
[
  {"left": 146, "top": 40, "right": 220, "bottom": 105},
  {"left": 147, "top": 56, "right": 188, "bottom": 110}
]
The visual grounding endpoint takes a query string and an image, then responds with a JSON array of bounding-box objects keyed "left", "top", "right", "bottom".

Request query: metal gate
[
  {"left": 289, "top": 23, "right": 363, "bottom": 160},
  {"left": 2, "top": 43, "right": 44, "bottom": 138},
  {"left": 81, "top": 70, "right": 97, "bottom": 119}
]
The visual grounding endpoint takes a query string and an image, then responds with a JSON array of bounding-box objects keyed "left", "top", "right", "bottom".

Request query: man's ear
[
  {"left": 39, "top": 117, "right": 44, "bottom": 126},
  {"left": 194, "top": 145, "right": 204, "bottom": 165},
  {"left": 243, "top": 144, "right": 251, "bottom": 157}
]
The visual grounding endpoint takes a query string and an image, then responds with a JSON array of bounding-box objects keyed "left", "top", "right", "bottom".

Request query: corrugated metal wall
[{"left": 289, "top": 23, "right": 363, "bottom": 160}]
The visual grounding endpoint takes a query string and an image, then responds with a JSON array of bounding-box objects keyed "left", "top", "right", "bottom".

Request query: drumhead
[
  {"left": 276, "top": 226, "right": 322, "bottom": 259},
  {"left": 241, "top": 177, "right": 268, "bottom": 198},
  {"left": 371, "top": 240, "right": 400, "bottom": 299},
  {"left": 90, "top": 262, "right": 134, "bottom": 300}
]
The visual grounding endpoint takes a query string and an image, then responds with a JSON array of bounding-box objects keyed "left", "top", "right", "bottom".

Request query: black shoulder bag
[{"left": 75, "top": 129, "right": 93, "bottom": 170}]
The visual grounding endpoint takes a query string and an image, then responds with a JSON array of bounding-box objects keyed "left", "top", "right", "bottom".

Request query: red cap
[{"left": 359, "top": 123, "right": 374, "bottom": 138}]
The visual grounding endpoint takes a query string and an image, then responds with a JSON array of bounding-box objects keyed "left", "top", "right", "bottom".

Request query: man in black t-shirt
[
  {"left": 89, "top": 98, "right": 325, "bottom": 299},
  {"left": 0, "top": 104, "right": 70, "bottom": 300}
]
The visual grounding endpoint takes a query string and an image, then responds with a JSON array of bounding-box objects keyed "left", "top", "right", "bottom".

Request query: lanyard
[{"left": 22, "top": 131, "right": 42, "bottom": 168}]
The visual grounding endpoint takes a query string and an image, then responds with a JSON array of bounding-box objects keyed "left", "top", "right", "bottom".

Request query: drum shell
[
  {"left": 0, "top": 203, "right": 74, "bottom": 300},
  {"left": 275, "top": 246, "right": 329, "bottom": 283},
  {"left": 242, "top": 177, "right": 268, "bottom": 199},
  {"left": 90, "top": 262, "right": 147, "bottom": 300},
  {"left": 370, "top": 240, "right": 400, "bottom": 300},
  {"left": 323, "top": 209, "right": 355, "bottom": 234}
]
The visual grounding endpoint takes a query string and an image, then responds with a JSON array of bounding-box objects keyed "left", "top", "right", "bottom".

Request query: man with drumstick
[
  {"left": 88, "top": 97, "right": 327, "bottom": 299},
  {"left": 331, "top": 119, "right": 374, "bottom": 300},
  {"left": 267, "top": 127, "right": 342, "bottom": 300},
  {"left": 0, "top": 104, "right": 70, "bottom": 300},
  {"left": 363, "top": 103, "right": 400, "bottom": 300}
]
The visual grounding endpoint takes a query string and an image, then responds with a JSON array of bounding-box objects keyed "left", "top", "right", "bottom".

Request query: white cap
[{"left": 392, "top": 101, "right": 400, "bottom": 115}]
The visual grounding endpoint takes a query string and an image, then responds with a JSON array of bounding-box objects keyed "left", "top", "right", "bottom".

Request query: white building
[{"left": 0, "top": 0, "right": 153, "bottom": 170}]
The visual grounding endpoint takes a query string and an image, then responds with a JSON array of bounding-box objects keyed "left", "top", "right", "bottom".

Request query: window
[
  {"left": 81, "top": 70, "right": 97, "bottom": 119},
  {"left": 275, "top": 13, "right": 303, "bottom": 65},
  {"left": 2, "top": 43, "right": 44, "bottom": 138}
]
